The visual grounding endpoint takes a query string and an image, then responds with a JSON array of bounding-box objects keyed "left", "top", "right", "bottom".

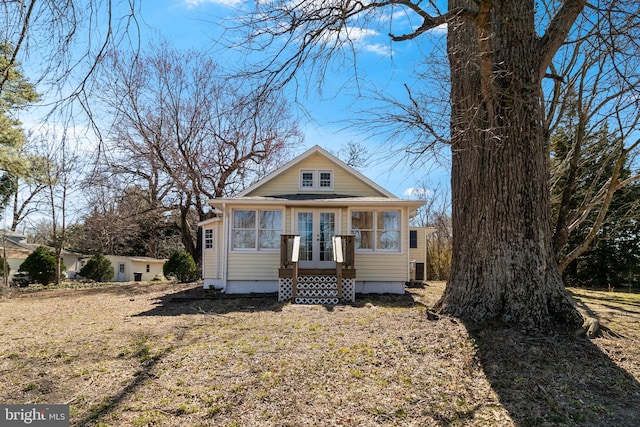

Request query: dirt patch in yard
[{"left": 0, "top": 281, "right": 638, "bottom": 426}]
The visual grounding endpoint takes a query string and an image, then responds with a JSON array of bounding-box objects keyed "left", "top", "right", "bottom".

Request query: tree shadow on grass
[
  {"left": 135, "top": 285, "right": 286, "bottom": 316},
  {"left": 73, "top": 320, "right": 204, "bottom": 426},
  {"left": 73, "top": 347, "right": 172, "bottom": 427},
  {"left": 135, "top": 285, "right": 427, "bottom": 316},
  {"left": 466, "top": 323, "right": 640, "bottom": 426},
  {"left": 11, "top": 281, "right": 186, "bottom": 300},
  {"left": 569, "top": 289, "right": 640, "bottom": 309},
  {"left": 352, "top": 292, "right": 427, "bottom": 309}
]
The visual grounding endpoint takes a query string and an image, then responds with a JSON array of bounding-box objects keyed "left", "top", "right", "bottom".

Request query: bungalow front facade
[{"left": 200, "top": 145, "right": 425, "bottom": 304}]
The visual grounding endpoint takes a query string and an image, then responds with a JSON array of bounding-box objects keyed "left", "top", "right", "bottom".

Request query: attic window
[
  {"left": 319, "top": 172, "right": 332, "bottom": 188},
  {"left": 299, "top": 169, "right": 333, "bottom": 191},
  {"left": 301, "top": 171, "right": 314, "bottom": 188}
]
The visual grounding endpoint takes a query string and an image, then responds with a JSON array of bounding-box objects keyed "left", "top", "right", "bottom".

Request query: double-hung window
[
  {"left": 301, "top": 171, "right": 314, "bottom": 188},
  {"left": 351, "top": 210, "right": 401, "bottom": 252},
  {"left": 319, "top": 171, "right": 332, "bottom": 188},
  {"left": 232, "top": 209, "right": 283, "bottom": 250},
  {"left": 376, "top": 211, "right": 400, "bottom": 250}
]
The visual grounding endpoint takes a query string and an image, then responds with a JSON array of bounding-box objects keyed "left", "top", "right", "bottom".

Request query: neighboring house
[
  {"left": 200, "top": 145, "right": 426, "bottom": 304},
  {"left": 1, "top": 232, "right": 33, "bottom": 277},
  {"left": 1, "top": 232, "right": 83, "bottom": 279},
  {"left": 102, "top": 256, "right": 167, "bottom": 282},
  {"left": 0, "top": 231, "right": 167, "bottom": 283}
]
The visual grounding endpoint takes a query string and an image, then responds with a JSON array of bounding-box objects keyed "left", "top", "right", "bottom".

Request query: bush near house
[
  {"left": 79, "top": 254, "right": 114, "bottom": 282},
  {"left": 163, "top": 251, "right": 198, "bottom": 283},
  {"left": 19, "top": 246, "right": 65, "bottom": 286}
]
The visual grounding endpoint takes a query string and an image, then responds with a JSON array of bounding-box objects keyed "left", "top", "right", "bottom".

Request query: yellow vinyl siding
[
  {"left": 227, "top": 252, "right": 280, "bottom": 280},
  {"left": 202, "top": 249, "right": 217, "bottom": 278},
  {"left": 355, "top": 253, "right": 408, "bottom": 281},
  {"left": 247, "top": 155, "right": 387, "bottom": 197},
  {"left": 409, "top": 228, "right": 426, "bottom": 263}
]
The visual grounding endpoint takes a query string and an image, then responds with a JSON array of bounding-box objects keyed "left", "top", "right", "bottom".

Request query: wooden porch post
[
  {"left": 333, "top": 236, "right": 343, "bottom": 299},
  {"left": 291, "top": 236, "right": 300, "bottom": 300}
]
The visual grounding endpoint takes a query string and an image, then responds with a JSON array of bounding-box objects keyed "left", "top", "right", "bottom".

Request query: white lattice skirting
[{"left": 278, "top": 276, "right": 355, "bottom": 303}]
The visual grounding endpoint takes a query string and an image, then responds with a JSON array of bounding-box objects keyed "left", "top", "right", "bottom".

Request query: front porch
[{"left": 278, "top": 234, "right": 356, "bottom": 304}]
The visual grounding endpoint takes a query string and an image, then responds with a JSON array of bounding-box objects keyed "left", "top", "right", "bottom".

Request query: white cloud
[
  {"left": 343, "top": 27, "right": 377, "bottom": 42},
  {"left": 404, "top": 187, "right": 433, "bottom": 198},
  {"left": 361, "top": 42, "right": 390, "bottom": 56},
  {"left": 184, "top": 0, "right": 241, "bottom": 8},
  {"left": 430, "top": 23, "right": 448, "bottom": 33}
]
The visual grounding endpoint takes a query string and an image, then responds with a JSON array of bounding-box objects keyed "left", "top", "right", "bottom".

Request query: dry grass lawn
[{"left": 0, "top": 281, "right": 639, "bottom": 426}]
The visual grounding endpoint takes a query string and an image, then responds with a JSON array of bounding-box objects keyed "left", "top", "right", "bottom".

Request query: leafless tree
[
  {"left": 232, "top": 0, "right": 640, "bottom": 328},
  {"left": 0, "top": 0, "right": 140, "bottom": 115},
  {"left": 544, "top": 9, "right": 640, "bottom": 273},
  {"left": 336, "top": 141, "right": 369, "bottom": 170},
  {"left": 409, "top": 181, "right": 452, "bottom": 281},
  {"left": 93, "top": 43, "right": 303, "bottom": 262},
  {"left": 28, "top": 127, "right": 85, "bottom": 284}
]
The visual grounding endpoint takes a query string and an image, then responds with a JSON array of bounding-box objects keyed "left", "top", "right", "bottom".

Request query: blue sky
[
  {"left": 131, "top": 0, "right": 451, "bottom": 199},
  {"left": 13, "top": 0, "right": 448, "bottom": 203}
]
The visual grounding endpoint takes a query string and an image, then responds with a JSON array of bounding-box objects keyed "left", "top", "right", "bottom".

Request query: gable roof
[{"left": 237, "top": 145, "right": 397, "bottom": 198}]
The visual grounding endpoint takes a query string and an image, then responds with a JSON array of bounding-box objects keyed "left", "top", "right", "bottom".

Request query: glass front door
[{"left": 297, "top": 210, "right": 337, "bottom": 268}]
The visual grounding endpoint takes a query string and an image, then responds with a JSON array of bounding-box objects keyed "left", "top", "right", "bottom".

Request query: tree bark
[{"left": 436, "top": 0, "right": 584, "bottom": 328}]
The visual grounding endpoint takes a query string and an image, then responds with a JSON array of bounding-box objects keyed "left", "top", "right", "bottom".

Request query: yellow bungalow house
[{"left": 199, "top": 145, "right": 425, "bottom": 304}]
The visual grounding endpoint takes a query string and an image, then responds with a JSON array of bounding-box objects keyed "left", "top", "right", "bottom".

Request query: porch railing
[{"left": 279, "top": 234, "right": 355, "bottom": 302}]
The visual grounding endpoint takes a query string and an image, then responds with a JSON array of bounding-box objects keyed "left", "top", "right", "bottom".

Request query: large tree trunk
[{"left": 436, "top": 1, "right": 583, "bottom": 328}]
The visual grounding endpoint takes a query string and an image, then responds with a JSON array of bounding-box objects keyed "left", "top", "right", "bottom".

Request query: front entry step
[
  {"left": 278, "top": 275, "right": 356, "bottom": 303},
  {"left": 295, "top": 277, "right": 340, "bottom": 304}
]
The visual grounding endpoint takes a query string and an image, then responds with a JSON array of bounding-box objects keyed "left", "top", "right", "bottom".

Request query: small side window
[
  {"left": 204, "top": 228, "right": 214, "bottom": 250},
  {"left": 410, "top": 230, "right": 418, "bottom": 249}
]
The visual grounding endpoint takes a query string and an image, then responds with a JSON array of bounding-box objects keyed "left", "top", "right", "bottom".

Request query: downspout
[
  {"left": 221, "top": 202, "right": 228, "bottom": 293},
  {"left": 406, "top": 208, "right": 411, "bottom": 282},
  {"left": 201, "top": 224, "right": 206, "bottom": 287},
  {"left": 423, "top": 228, "right": 428, "bottom": 282}
]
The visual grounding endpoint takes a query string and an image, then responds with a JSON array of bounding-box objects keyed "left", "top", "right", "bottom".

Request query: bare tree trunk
[{"left": 436, "top": 1, "right": 584, "bottom": 328}]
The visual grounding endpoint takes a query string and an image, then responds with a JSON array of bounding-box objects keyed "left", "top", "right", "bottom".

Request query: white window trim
[
  {"left": 349, "top": 208, "right": 402, "bottom": 253},
  {"left": 230, "top": 208, "right": 284, "bottom": 253},
  {"left": 299, "top": 169, "right": 334, "bottom": 191}
]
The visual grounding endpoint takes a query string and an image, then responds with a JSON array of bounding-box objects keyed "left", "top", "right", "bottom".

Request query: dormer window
[{"left": 299, "top": 169, "right": 333, "bottom": 191}]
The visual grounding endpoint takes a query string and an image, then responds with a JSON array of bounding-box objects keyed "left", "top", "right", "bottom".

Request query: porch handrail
[
  {"left": 334, "top": 235, "right": 355, "bottom": 269},
  {"left": 332, "top": 235, "right": 343, "bottom": 263},
  {"left": 291, "top": 235, "right": 300, "bottom": 263},
  {"left": 280, "top": 234, "right": 301, "bottom": 299},
  {"left": 280, "top": 234, "right": 299, "bottom": 268},
  {"left": 333, "top": 236, "right": 343, "bottom": 299}
]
